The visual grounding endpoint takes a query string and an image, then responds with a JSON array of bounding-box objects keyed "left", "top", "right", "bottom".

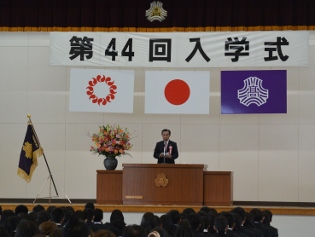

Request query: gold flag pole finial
[{"left": 27, "top": 114, "right": 32, "bottom": 125}]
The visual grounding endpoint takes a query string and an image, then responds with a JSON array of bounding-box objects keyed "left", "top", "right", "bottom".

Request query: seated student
[
  {"left": 175, "top": 220, "right": 194, "bottom": 237},
  {"left": 36, "top": 210, "right": 51, "bottom": 225},
  {"left": 231, "top": 213, "right": 250, "bottom": 237},
  {"left": 207, "top": 211, "right": 218, "bottom": 236},
  {"left": 110, "top": 209, "right": 126, "bottom": 236},
  {"left": 122, "top": 225, "right": 146, "bottom": 237},
  {"left": 262, "top": 210, "right": 278, "bottom": 237},
  {"left": 50, "top": 208, "right": 65, "bottom": 228},
  {"left": 213, "top": 216, "right": 228, "bottom": 237},
  {"left": 84, "top": 208, "right": 95, "bottom": 232},
  {"left": 186, "top": 213, "right": 206, "bottom": 237},
  {"left": 92, "top": 208, "right": 120, "bottom": 236},
  {"left": 243, "top": 212, "right": 263, "bottom": 237},
  {"left": 219, "top": 212, "right": 243, "bottom": 237},
  {"left": 231, "top": 207, "right": 256, "bottom": 237},
  {"left": 63, "top": 216, "right": 91, "bottom": 237},
  {"left": 2, "top": 216, "right": 20, "bottom": 237},
  {"left": 167, "top": 210, "right": 181, "bottom": 234},
  {"left": 15, "top": 220, "right": 40, "bottom": 237},
  {"left": 249, "top": 208, "right": 271, "bottom": 237},
  {"left": 75, "top": 210, "right": 87, "bottom": 222},
  {"left": 39, "top": 221, "right": 58, "bottom": 236},
  {"left": 140, "top": 212, "right": 159, "bottom": 235},
  {"left": 1, "top": 210, "right": 15, "bottom": 225},
  {"left": 197, "top": 211, "right": 209, "bottom": 235},
  {"left": 160, "top": 214, "right": 176, "bottom": 237}
]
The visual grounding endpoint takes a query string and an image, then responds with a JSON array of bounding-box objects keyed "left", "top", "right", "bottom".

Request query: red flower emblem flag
[
  {"left": 145, "top": 71, "right": 210, "bottom": 114},
  {"left": 70, "top": 69, "right": 134, "bottom": 113}
]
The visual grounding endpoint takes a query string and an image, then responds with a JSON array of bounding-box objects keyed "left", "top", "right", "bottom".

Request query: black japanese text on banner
[{"left": 50, "top": 32, "right": 308, "bottom": 67}]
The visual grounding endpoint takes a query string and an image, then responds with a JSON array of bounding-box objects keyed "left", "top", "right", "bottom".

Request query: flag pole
[{"left": 27, "top": 114, "right": 60, "bottom": 202}]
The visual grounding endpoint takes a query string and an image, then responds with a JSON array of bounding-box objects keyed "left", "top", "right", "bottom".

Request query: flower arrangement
[{"left": 90, "top": 124, "right": 133, "bottom": 158}]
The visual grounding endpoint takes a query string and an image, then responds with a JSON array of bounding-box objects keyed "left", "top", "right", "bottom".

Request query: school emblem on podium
[
  {"left": 146, "top": 1, "right": 167, "bottom": 22},
  {"left": 155, "top": 173, "right": 169, "bottom": 187}
]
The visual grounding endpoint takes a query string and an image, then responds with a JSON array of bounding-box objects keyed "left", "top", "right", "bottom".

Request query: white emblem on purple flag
[{"left": 238, "top": 77, "right": 269, "bottom": 107}]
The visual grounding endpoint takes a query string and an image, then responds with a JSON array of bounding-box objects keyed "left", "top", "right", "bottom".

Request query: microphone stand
[{"left": 163, "top": 150, "right": 166, "bottom": 164}]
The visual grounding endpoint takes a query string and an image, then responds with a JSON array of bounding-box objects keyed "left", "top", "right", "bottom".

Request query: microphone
[{"left": 163, "top": 142, "right": 167, "bottom": 163}]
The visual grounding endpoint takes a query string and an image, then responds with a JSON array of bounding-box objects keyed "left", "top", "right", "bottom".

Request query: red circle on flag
[{"left": 164, "top": 79, "right": 190, "bottom": 105}]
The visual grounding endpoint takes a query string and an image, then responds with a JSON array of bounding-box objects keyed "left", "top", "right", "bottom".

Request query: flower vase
[{"left": 103, "top": 156, "right": 118, "bottom": 170}]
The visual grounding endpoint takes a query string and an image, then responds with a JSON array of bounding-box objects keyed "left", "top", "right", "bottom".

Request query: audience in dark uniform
[{"left": 0, "top": 204, "right": 279, "bottom": 237}]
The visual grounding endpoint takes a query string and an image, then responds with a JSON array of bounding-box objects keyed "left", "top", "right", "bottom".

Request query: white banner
[
  {"left": 51, "top": 31, "right": 308, "bottom": 67},
  {"left": 69, "top": 69, "right": 134, "bottom": 113}
]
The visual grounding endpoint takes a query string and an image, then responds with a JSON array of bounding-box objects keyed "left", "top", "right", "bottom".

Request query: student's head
[
  {"left": 63, "top": 216, "right": 90, "bottom": 237},
  {"left": 15, "top": 220, "right": 40, "bottom": 237},
  {"left": 122, "top": 224, "right": 146, "bottom": 237},
  {"left": 3, "top": 216, "right": 20, "bottom": 236},
  {"left": 39, "top": 221, "right": 58, "bottom": 235},
  {"left": 15, "top": 205, "right": 29, "bottom": 215},
  {"left": 214, "top": 216, "right": 228, "bottom": 234},
  {"left": 110, "top": 209, "right": 125, "bottom": 224},
  {"left": 32, "top": 205, "right": 45, "bottom": 213},
  {"left": 220, "top": 212, "right": 235, "bottom": 229},
  {"left": 84, "top": 208, "right": 94, "bottom": 222},
  {"left": 93, "top": 209, "right": 103, "bottom": 222},
  {"left": 159, "top": 214, "right": 174, "bottom": 235},
  {"left": 186, "top": 212, "right": 201, "bottom": 231},
  {"left": 1, "top": 210, "right": 15, "bottom": 224},
  {"left": 140, "top": 212, "right": 158, "bottom": 235},
  {"left": 75, "top": 210, "right": 86, "bottom": 221},
  {"left": 167, "top": 210, "right": 180, "bottom": 225},
  {"left": 262, "top": 210, "right": 273, "bottom": 225},
  {"left": 175, "top": 220, "right": 193, "bottom": 237},
  {"left": 36, "top": 210, "right": 50, "bottom": 225},
  {"left": 231, "top": 207, "right": 246, "bottom": 222},
  {"left": 199, "top": 206, "right": 212, "bottom": 214},
  {"left": 249, "top": 208, "right": 264, "bottom": 222},
  {"left": 50, "top": 208, "right": 64, "bottom": 224},
  {"left": 84, "top": 202, "right": 95, "bottom": 211}
]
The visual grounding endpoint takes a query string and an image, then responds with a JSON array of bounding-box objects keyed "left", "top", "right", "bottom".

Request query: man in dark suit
[{"left": 153, "top": 129, "right": 179, "bottom": 164}]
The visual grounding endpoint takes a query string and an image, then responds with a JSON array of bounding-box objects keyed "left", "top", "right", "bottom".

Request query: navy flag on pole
[{"left": 17, "top": 123, "right": 43, "bottom": 182}]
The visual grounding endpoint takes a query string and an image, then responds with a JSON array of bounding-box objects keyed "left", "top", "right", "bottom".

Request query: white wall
[{"left": 1, "top": 32, "right": 315, "bottom": 203}]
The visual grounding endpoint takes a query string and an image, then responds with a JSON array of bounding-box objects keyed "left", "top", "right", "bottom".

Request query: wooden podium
[
  {"left": 96, "top": 164, "right": 233, "bottom": 206},
  {"left": 122, "top": 164, "right": 204, "bottom": 205}
]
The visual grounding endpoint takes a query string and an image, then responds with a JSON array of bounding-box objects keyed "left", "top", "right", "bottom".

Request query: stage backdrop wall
[{"left": 1, "top": 32, "right": 315, "bottom": 203}]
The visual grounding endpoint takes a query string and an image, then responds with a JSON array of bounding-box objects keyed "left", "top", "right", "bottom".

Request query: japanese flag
[
  {"left": 145, "top": 71, "right": 210, "bottom": 114},
  {"left": 69, "top": 68, "right": 134, "bottom": 113}
]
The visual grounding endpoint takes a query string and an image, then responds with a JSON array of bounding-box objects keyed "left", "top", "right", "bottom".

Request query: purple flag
[
  {"left": 17, "top": 124, "right": 43, "bottom": 182},
  {"left": 221, "top": 70, "right": 287, "bottom": 114}
]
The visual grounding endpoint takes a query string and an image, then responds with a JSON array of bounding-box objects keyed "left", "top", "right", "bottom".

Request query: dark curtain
[{"left": 0, "top": 0, "right": 314, "bottom": 31}]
